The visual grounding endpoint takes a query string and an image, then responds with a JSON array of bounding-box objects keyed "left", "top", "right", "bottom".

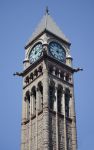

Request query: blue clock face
[
  {"left": 29, "top": 43, "right": 42, "bottom": 63},
  {"left": 49, "top": 41, "right": 66, "bottom": 62}
]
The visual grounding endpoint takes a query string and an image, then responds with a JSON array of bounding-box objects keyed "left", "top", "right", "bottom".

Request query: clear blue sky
[{"left": 0, "top": 0, "right": 94, "bottom": 150}]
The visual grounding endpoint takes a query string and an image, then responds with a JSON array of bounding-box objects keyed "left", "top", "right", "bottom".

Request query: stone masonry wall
[
  {"left": 31, "top": 119, "right": 36, "bottom": 150},
  {"left": 49, "top": 112, "right": 56, "bottom": 150},
  {"left": 66, "top": 120, "right": 72, "bottom": 150},
  {"left": 58, "top": 116, "right": 65, "bottom": 150},
  {"left": 38, "top": 113, "right": 43, "bottom": 150}
]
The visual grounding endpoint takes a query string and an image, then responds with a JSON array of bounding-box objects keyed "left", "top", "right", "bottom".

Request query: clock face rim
[
  {"left": 29, "top": 42, "right": 42, "bottom": 64},
  {"left": 49, "top": 41, "right": 66, "bottom": 62}
]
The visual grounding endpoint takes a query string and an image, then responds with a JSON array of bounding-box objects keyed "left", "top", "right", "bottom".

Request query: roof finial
[{"left": 45, "top": 6, "right": 49, "bottom": 15}]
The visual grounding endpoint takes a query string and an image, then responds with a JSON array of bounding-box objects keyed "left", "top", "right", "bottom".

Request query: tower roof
[{"left": 26, "top": 10, "right": 70, "bottom": 47}]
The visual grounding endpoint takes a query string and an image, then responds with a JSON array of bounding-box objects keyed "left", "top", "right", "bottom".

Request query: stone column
[
  {"left": 61, "top": 93, "right": 63, "bottom": 114},
  {"left": 26, "top": 99, "right": 29, "bottom": 120},
  {"left": 36, "top": 87, "right": 39, "bottom": 150},
  {"left": 22, "top": 96, "right": 28, "bottom": 123},
  {"left": 58, "top": 69, "right": 61, "bottom": 78},
  {"left": 62, "top": 89, "right": 67, "bottom": 150},
  {"left": 55, "top": 86, "right": 59, "bottom": 150},
  {"left": 43, "top": 62, "right": 50, "bottom": 150},
  {"left": 38, "top": 90, "right": 42, "bottom": 112},
  {"left": 21, "top": 95, "right": 27, "bottom": 150},
  {"left": 64, "top": 72, "right": 66, "bottom": 81},
  {"left": 29, "top": 93, "right": 32, "bottom": 150},
  {"left": 31, "top": 93, "right": 35, "bottom": 115},
  {"left": 70, "top": 87, "right": 77, "bottom": 150},
  {"left": 52, "top": 66, "right": 56, "bottom": 75}
]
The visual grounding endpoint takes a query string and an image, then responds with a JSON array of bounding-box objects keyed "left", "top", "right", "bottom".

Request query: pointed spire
[
  {"left": 45, "top": 6, "right": 49, "bottom": 15},
  {"left": 45, "top": 6, "right": 49, "bottom": 29},
  {"left": 25, "top": 10, "right": 70, "bottom": 47}
]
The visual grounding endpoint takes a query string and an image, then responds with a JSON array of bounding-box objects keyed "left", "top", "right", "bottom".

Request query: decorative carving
[{"left": 42, "top": 44, "right": 48, "bottom": 56}]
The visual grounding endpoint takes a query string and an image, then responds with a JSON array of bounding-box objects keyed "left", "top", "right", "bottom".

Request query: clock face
[
  {"left": 29, "top": 43, "right": 42, "bottom": 63},
  {"left": 49, "top": 41, "right": 66, "bottom": 62}
]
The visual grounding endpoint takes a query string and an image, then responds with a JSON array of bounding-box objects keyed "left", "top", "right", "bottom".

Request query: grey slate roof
[{"left": 26, "top": 13, "right": 70, "bottom": 47}]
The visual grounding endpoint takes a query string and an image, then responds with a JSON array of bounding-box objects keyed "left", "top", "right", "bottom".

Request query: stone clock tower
[{"left": 20, "top": 10, "right": 77, "bottom": 150}]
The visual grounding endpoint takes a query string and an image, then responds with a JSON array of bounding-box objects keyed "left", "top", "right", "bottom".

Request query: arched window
[
  {"left": 52, "top": 67, "right": 56, "bottom": 75},
  {"left": 65, "top": 73, "right": 70, "bottom": 82},
  {"left": 38, "top": 65, "right": 43, "bottom": 74},
  {"left": 55, "top": 68, "right": 59, "bottom": 77},
  {"left": 25, "top": 91, "right": 30, "bottom": 120},
  {"left": 49, "top": 65, "right": 53, "bottom": 74},
  {"left": 60, "top": 71, "right": 64, "bottom": 80},
  {"left": 67, "top": 137, "right": 71, "bottom": 149},
  {"left": 57, "top": 85, "right": 63, "bottom": 113},
  {"left": 30, "top": 73, "right": 33, "bottom": 81},
  {"left": 34, "top": 69, "right": 38, "bottom": 78},
  {"left": 49, "top": 81, "right": 56, "bottom": 111},
  {"left": 38, "top": 82, "right": 43, "bottom": 112},
  {"left": 31, "top": 86, "right": 36, "bottom": 115},
  {"left": 65, "top": 88, "right": 70, "bottom": 117},
  {"left": 24, "top": 76, "right": 29, "bottom": 84}
]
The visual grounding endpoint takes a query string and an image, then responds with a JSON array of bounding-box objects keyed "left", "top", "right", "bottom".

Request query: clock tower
[{"left": 20, "top": 10, "right": 77, "bottom": 150}]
